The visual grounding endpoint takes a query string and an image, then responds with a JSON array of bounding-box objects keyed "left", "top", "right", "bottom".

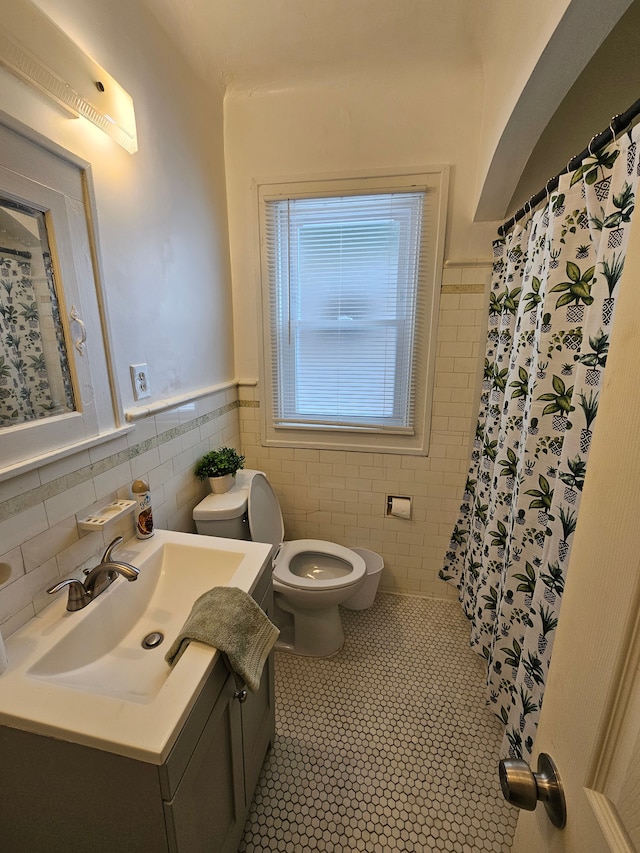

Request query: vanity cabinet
[
  {"left": 163, "top": 574, "right": 275, "bottom": 853},
  {"left": 0, "top": 567, "right": 275, "bottom": 853}
]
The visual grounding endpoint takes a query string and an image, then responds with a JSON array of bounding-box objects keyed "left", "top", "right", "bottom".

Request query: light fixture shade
[{"left": 0, "top": 0, "right": 137, "bottom": 153}]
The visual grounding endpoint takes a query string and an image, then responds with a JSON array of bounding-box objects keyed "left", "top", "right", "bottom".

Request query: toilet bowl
[{"left": 193, "top": 469, "right": 366, "bottom": 656}]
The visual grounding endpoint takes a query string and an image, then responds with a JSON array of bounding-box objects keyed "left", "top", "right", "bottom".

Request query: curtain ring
[
  {"left": 609, "top": 114, "right": 621, "bottom": 147},
  {"left": 545, "top": 177, "right": 554, "bottom": 200},
  {"left": 587, "top": 134, "right": 598, "bottom": 157}
]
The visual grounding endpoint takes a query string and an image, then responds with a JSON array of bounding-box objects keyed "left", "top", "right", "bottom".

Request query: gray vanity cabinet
[
  {"left": 163, "top": 573, "right": 275, "bottom": 853},
  {"left": 163, "top": 669, "right": 245, "bottom": 852},
  {"left": 0, "top": 567, "right": 275, "bottom": 853}
]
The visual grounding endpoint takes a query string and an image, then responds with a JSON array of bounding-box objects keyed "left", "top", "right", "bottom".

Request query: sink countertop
[{"left": 0, "top": 530, "right": 273, "bottom": 765}]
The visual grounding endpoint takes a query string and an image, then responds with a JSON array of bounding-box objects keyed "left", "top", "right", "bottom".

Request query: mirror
[{"left": 0, "top": 198, "right": 75, "bottom": 428}]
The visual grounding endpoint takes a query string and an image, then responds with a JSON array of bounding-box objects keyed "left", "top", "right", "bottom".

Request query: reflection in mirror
[{"left": 0, "top": 198, "right": 75, "bottom": 428}]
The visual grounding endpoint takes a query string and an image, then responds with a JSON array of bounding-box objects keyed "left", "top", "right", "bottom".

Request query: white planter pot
[{"left": 209, "top": 474, "right": 234, "bottom": 494}]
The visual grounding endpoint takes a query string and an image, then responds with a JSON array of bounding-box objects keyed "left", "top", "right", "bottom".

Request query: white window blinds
[{"left": 263, "top": 191, "right": 429, "bottom": 434}]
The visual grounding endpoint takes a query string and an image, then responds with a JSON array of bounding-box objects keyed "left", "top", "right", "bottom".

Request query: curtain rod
[
  {"left": 498, "top": 96, "right": 640, "bottom": 237},
  {"left": 0, "top": 246, "right": 31, "bottom": 259}
]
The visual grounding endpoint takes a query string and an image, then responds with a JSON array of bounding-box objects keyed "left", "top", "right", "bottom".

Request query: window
[{"left": 258, "top": 169, "right": 448, "bottom": 454}]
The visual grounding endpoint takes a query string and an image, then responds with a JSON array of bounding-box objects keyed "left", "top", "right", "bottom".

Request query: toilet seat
[
  {"left": 273, "top": 540, "right": 366, "bottom": 591},
  {"left": 247, "top": 473, "right": 366, "bottom": 590}
]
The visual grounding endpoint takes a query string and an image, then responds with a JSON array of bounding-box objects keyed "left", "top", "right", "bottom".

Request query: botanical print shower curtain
[
  {"left": 0, "top": 250, "right": 72, "bottom": 426},
  {"left": 441, "top": 124, "right": 640, "bottom": 758}
]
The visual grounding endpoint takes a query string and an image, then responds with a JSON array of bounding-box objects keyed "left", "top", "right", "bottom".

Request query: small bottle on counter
[{"left": 132, "top": 478, "right": 154, "bottom": 539}]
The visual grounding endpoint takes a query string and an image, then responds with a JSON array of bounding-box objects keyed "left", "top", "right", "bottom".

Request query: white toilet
[{"left": 193, "top": 469, "right": 366, "bottom": 657}]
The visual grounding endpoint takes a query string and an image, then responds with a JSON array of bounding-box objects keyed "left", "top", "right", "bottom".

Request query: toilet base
[{"left": 273, "top": 593, "right": 345, "bottom": 657}]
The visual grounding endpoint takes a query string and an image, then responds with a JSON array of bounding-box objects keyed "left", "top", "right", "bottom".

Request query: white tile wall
[{"left": 239, "top": 263, "right": 491, "bottom": 600}]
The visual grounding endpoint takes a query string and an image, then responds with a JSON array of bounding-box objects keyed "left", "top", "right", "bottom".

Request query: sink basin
[
  {"left": 28, "top": 539, "right": 244, "bottom": 702},
  {"left": 0, "top": 530, "right": 272, "bottom": 762}
]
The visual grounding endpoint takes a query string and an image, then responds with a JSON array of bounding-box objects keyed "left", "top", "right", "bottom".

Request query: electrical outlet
[{"left": 130, "top": 363, "right": 151, "bottom": 400}]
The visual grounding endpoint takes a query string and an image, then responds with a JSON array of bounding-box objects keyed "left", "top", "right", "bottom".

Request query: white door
[{"left": 511, "top": 202, "right": 640, "bottom": 851}]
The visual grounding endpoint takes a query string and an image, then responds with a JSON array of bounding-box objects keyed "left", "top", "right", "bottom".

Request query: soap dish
[{"left": 78, "top": 500, "right": 136, "bottom": 531}]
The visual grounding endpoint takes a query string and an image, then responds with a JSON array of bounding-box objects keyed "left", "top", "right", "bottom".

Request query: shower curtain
[
  {"left": 0, "top": 250, "right": 71, "bottom": 426},
  {"left": 441, "top": 124, "right": 640, "bottom": 758}
]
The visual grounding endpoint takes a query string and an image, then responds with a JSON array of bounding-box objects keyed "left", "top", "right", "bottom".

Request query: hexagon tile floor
[{"left": 239, "top": 592, "right": 518, "bottom": 852}]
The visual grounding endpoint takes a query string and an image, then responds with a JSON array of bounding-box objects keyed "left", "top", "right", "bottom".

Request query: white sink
[
  {"left": 0, "top": 530, "right": 272, "bottom": 763},
  {"left": 28, "top": 539, "right": 244, "bottom": 702}
]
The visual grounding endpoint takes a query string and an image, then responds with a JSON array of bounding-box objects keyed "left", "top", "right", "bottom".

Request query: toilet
[{"left": 193, "top": 469, "right": 366, "bottom": 657}]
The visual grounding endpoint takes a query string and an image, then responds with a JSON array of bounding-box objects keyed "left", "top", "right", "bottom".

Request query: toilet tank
[{"left": 192, "top": 470, "right": 254, "bottom": 540}]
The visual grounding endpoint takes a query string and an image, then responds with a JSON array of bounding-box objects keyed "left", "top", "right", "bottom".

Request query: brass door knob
[{"left": 499, "top": 752, "right": 566, "bottom": 828}]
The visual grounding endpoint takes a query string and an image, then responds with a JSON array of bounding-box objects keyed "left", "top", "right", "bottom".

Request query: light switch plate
[{"left": 130, "top": 363, "right": 151, "bottom": 400}]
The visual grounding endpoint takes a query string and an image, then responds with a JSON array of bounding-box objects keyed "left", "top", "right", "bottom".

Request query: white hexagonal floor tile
[{"left": 239, "top": 593, "right": 517, "bottom": 852}]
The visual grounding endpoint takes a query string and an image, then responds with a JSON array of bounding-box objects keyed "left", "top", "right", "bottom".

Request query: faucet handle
[
  {"left": 47, "top": 578, "right": 90, "bottom": 611},
  {"left": 101, "top": 536, "right": 124, "bottom": 563}
]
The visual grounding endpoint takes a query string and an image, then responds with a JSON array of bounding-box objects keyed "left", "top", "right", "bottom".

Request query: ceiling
[{"left": 143, "top": 0, "right": 482, "bottom": 92}]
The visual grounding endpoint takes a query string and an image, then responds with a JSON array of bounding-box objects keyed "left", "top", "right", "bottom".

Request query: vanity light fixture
[{"left": 0, "top": 0, "right": 137, "bottom": 153}]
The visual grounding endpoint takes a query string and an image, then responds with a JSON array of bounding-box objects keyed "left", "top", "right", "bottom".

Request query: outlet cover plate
[{"left": 130, "top": 363, "right": 151, "bottom": 400}]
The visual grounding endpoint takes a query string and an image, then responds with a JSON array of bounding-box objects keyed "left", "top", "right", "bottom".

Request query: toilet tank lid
[{"left": 192, "top": 483, "right": 248, "bottom": 521}]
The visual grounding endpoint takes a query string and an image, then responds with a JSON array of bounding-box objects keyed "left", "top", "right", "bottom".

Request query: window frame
[{"left": 256, "top": 167, "right": 449, "bottom": 456}]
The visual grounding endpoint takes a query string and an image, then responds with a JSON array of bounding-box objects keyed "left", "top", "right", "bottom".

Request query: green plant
[
  {"left": 522, "top": 276, "right": 542, "bottom": 312},
  {"left": 525, "top": 474, "right": 554, "bottom": 512},
  {"left": 570, "top": 146, "right": 619, "bottom": 187},
  {"left": 194, "top": 446, "right": 245, "bottom": 480},
  {"left": 498, "top": 447, "right": 520, "bottom": 480},
  {"left": 482, "top": 438, "right": 498, "bottom": 462},
  {"left": 509, "top": 366, "right": 530, "bottom": 400},
  {"left": 513, "top": 562, "right": 536, "bottom": 596},
  {"left": 549, "top": 261, "right": 595, "bottom": 309},
  {"left": 559, "top": 455, "right": 586, "bottom": 490},
  {"left": 502, "top": 285, "right": 522, "bottom": 315},
  {"left": 488, "top": 290, "right": 504, "bottom": 317},
  {"left": 489, "top": 520, "right": 509, "bottom": 550},
  {"left": 522, "top": 654, "right": 545, "bottom": 686},
  {"left": 578, "top": 389, "right": 599, "bottom": 430},
  {"left": 600, "top": 253, "right": 625, "bottom": 297},
  {"left": 501, "top": 637, "right": 522, "bottom": 669},
  {"left": 18, "top": 301, "right": 38, "bottom": 321},
  {"left": 576, "top": 329, "right": 609, "bottom": 369},
  {"left": 541, "top": 562, "right": 565, "bottom": 594},
  {"left": 492, "top": 365, "right": 509, "bottom": 393},
  {"left": 538, "top": 605, "right": 558, "bottom": 637},
  {"left": 537, "top": 375, "right": 575, "bottom": 419},
  {"left": 558, "top": 506, "right": 577, "bottom": 540}
]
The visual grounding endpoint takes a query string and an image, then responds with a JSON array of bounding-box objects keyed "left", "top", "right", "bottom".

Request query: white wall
[
  {"left": 470, "top": 0, "right": 571, "bottom": 205},
  {"left": 225, "top": 67, "right": 497, "bottom": 381},
  {"left": 471, "top": 0, "right": 632, "bottom": 220},
  {"left": 0, "top": 0, "right": 235, "bottom": 405},
  {"left": 0, "top": 0, "right": 239, "bottom": 635}
]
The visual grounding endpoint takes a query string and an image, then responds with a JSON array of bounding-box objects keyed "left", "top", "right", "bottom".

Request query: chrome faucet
[{"left": 47, "top": 536, "right": 139, "bottom": 611}]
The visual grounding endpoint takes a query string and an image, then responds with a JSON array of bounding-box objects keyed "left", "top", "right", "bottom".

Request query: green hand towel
[{"left": 165, "top": 586, "right": 279, "bottom": 692}]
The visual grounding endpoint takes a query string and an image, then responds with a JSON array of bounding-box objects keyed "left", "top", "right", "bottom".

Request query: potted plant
[{"left": 195, "top": 446, "right": 245, "bottom": 494}]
